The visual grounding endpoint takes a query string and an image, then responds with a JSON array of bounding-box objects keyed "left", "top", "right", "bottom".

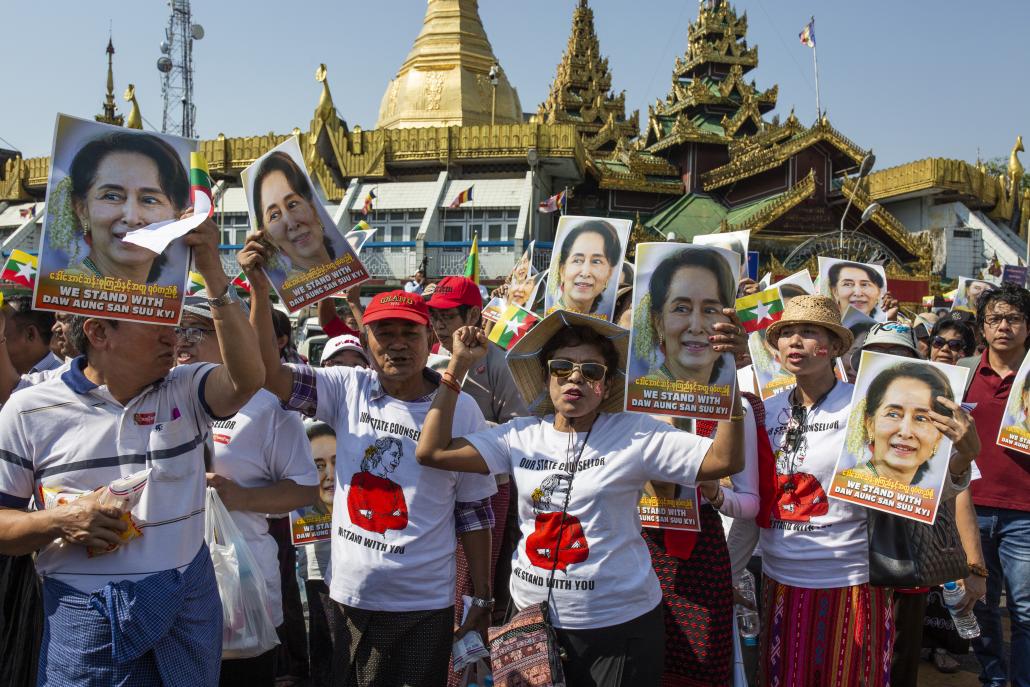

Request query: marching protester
[
  {"left": 415, "top": 310, "right": 746, "bottom": 686},
  {"left": 174, "top": 291, "right": 321, "bottom": 686},
  {"left": 961, "top": 283, "right": 1030, "bottom": 687},
  {"left": 759, "top": 295, "right": 978, "bottom": 687},
  {"left": 239, "top": 235, "right": 497, "bottom": 687},
  {"left": 0, "top": 216, "right": 264, "bottom": 685}
]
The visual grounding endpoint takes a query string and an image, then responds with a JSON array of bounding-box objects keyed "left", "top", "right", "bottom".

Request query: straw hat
[
  {"left": 506, "top": 310, "right": 629, "bottom": 416},
  {"left": 765, "top": 294, "right": 854, "bottom": 350}
]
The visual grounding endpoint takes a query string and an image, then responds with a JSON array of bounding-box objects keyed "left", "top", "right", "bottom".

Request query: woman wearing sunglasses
[
  {"left": 927, "top": 312, "right": 977, "bottom": 364},
  {"left": 416, "top": 310, "right": 746, "bottom": 686}
]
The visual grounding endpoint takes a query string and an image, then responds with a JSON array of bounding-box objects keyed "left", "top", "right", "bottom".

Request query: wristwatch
[
  {"left": 470, "top": 596, "right": 495, "bottom": 610},
  {"left": 207, "top": 283, "right": 240, "bottom": 308}
]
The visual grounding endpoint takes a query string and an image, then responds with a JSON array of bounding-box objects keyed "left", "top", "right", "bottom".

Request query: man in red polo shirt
[{"left": 961, "top": 283, "right": 1030, "bottom": 687}]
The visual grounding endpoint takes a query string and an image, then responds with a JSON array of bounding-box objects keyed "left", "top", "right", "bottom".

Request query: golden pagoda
[
  {"left": 95, "top": 38, "right": 124, "bottom": 127},
  {"left": 376, "top": 0, "right": 522, "bottom": 129}
]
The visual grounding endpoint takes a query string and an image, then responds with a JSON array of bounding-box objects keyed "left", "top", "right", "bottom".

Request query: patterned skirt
[
  {"left": 759, "top": 576, "right": 893, "bottom": 687},
  {"left": 643, "top": 505, "right": 734, "bottom": 687}
]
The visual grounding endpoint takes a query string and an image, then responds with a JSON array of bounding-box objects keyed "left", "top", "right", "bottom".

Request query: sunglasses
[
  {"left": 547, "top": 359, "right": 608, "bottom": 382},
  {"left": 931, "top": 336, "right": 965, "bottom": 352}
]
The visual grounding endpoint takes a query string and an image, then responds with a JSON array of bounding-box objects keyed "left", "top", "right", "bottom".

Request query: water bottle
[
  {"left": 735, "top": 569, "right": 760, "bottom": 646},
  {"left": 942, "top": 581, "right": 981, "bottom": 639}
]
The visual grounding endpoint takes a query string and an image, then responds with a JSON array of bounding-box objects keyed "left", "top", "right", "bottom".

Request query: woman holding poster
[
  {"left": 415, "top": 311, "right": 746, "bottom": 686},
  {"left": 545, "top": 217, "right": 629, "bottom": 320}
]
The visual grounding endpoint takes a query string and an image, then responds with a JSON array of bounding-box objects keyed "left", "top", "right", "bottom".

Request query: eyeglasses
[
  {"left": 984, "top": 314, "right": 1027, "bottom": 328},
  {"left": 174, "top": 326, "right": 215, "bottom": 344},
  {"left": 931, "top": 336, "right": 965, "bottom": 352},
  {"left": 547, "top": 359, "right": 608, "bottom": 382}
]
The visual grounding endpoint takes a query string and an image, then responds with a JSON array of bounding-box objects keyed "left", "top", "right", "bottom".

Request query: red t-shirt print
[
  {"left": 525, "top": 512, "right": 589, "bottom": 572},
  {"left": 347, "top": 471, "right": 409, "bottom": 535},
  {"left": 775, "top": 472, "right": 829, "bottom": 522}
]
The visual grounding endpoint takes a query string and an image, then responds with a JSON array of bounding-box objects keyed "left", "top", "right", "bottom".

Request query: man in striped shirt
[{"left": 0, "top": 217, "right": 264, "bottom": 686}]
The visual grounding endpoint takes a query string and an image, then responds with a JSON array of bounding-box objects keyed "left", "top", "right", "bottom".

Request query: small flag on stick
[
  {"left": 187, "top": 271, "right": 207, "bottom": 296},
  {"left": 362, "top": 190, "right": 376, "bottom": 216},
  {"left": 463, "top": 234, "right": 480, "bottom": 285},
  {"left": 488, "top": 304, "right": 539, "bottom": 350},
  {"left": 736, "top": 288, "right": 784, "bottom": 334},
  {"left": 537, "top": 190, "right": 567, "bottom": 214},
  {"left": 1, "top": 250, "right": 38, "bottom": 288},
  {"left": 449, "top": 186, "right": 474, "bottom": 209},
  {"left": 345, "top": 221, "right": 378, "bottom": 254},
  {"left": 232, "top": 271, "right": 251, "bottom": 293},
  {"left": 190, "top": 152, "right": 214, "bottom": 218}
]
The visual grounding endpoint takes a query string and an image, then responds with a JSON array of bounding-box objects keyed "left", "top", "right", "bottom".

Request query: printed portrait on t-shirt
[
  {"left": 525, "top": 474, "right": 589, "bottom": 572},
  {"left": 347, "top": 436, "right": 408, "bottom": 536},
  {"left": 773, "top": 404, "right": 829, "bottom": 522}
]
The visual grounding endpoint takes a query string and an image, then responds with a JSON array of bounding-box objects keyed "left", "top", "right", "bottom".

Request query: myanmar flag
[
  {"left": 232, "top": 270, "right": 251, "bottom": 293},
  {"left": 190, "top": 153, "right": 214, "bottom": 218},
  {"left": 345, "top": 221, "right": 377, "bottom": 254},
  {"left": 187, "top": 271, "right": 206, "bottom": 296},
  {"left": 463, "top": 234, "right": 480, "bottom": 285},
  {"left": 736, "top": 288, "right": 784, "bottom": 334},
  {"left": 1, "top": 250, "right": 38, "bottom": 288},
  {"left": 488, "top": 304, "right": 538, "bottom": 350}
]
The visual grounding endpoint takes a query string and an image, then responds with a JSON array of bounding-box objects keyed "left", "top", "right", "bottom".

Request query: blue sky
[{"left": 3, "top": 1, "right": 1028, "bottom": 170}]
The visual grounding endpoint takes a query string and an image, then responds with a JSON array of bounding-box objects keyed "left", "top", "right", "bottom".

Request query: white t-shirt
[
  {"left": 760, "top": 381, "right": 869, "bottom": 588},
  {"left": 466, "top": 412, "right": 712, "bottom": 630},
  {"left": 0, "top": 360, "right": 216, "bottom": 592},
  {"left": 307, "top": 366, "right": 497, "bottom": 612},
  {"left": 210, "top": 390, "right": 319, "bottom": 626}
]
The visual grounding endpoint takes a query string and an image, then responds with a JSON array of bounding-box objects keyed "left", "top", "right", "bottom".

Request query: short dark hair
[
  {"left": 930, "top": 318, "right": 976, "bottom": 358},
  {"left": 271, "top": 309, "right": 299, "bottom": 360},
  {"left": 828, "top": 261, "right": 884, "bottom": 290},
  {"left": 65, "top": 315, "right": 117, "bottom": 362},
  {"left": 539, "top": 325, "right": 619, "bottom": 381},
  {"left": 252, "top": 151, "right": 335, "bottom": 261},
  {"left": 975, "top": 283, "right": 1030, "bottom": 338},
  {"left": 306, "top": 422, "right": 336, "bottom": 441},
  {"left": 4, "top": 295, "right": 55, "bottom": 344}
]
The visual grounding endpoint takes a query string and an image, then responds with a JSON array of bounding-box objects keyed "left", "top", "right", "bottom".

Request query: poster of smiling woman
[
  {"left": 828, "top": 351, "right": 970, "bottom": 524},
  {"left": 625, "top": 242, "right": 740, "bottom": 421},
  {"left": 241, "top": 137, "right": 369, "bottom": 312},
  {"left": 33, "top": 114, "right": 194, "bottom": 324},
  {"left": 996, "top": 348, "right": 1030, "bottom": 455},
  {"left": 543, "top": 215, "right": 631, "bottom": 321},
  {"left": 818, "top": 257, "right": 888, "bottom": 322}
]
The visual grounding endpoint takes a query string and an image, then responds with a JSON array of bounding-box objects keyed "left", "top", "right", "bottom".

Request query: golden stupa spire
[
  {"left": 375, "top": 0, "right": 522, "bottom": 129},
  {"left": 123, "top": 84, "right": 143, "bottom": 130},
  {"left": 95, "top": 37, "right": 125, "bottom": 126}
]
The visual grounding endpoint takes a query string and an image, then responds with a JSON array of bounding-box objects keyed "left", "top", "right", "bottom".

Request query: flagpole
[{"left": 811, "top": 16, "right": 821, "bottom": 119}]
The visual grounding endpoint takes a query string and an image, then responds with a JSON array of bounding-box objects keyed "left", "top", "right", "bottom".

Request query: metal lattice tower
[{"left": 156, "top": 0, "right": 203, "bottom": 138}]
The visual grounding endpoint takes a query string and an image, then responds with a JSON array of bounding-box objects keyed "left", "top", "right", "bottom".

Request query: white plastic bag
[{"left": 205, "top": 486, "right": 280, "bottom": 659}]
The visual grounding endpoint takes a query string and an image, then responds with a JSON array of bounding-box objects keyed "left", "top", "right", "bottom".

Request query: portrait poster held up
[
  {"left": 817, "top": 256, "right": 888, "bottom": 322},
  {"left": 241, "top": 136, "right": 369, "bottom": 312},
  {"left": 952, "top": 275, "right": 998, "bottom": 314},
  {"left": 828, "top": 351, "right": 970, "bottom": 524},
  {"left": 290, "top": 449, "right": 334, "bottom": 545},
  {"left": 692, "top": 227, "right": 750, "bottom": 278},
  {"left": 995, "top": 347, "right": 1030, "bottom": 455},
  {"left": 625, "top": 242, "right": 740, "bottom": 421},
  {"left": 33, "top": 114, "right": 195, "bottom": 324},
  {"left": 505, "top": 240, "right": 538, "bottom": 309},
  {"left": 543, "top": 215, "right": 631, "bottom": 321}
]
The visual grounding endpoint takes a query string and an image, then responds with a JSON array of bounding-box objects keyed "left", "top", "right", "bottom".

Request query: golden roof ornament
[
  {"left": 123, "top": 84, "right": 142, "bottom": 130},
  {"left": 375, "top": 0, "right": 522, "bottom": 129},
  {"left": 95, "top": 38, "right": 124, "bottom": 127},
  {"left": 314, "top": 64, "right": 336, "bottom": 123}
]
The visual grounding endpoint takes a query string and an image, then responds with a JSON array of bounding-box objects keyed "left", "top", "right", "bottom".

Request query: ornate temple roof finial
[
  {"left": 96, "top": 36, "right": 125, "bottom": 126},
  {"left": 123, "top": 84, "right": 142, "bottom": 129},
  {"left": 315, "top": 64, "right": 336, "bottom": 122}
]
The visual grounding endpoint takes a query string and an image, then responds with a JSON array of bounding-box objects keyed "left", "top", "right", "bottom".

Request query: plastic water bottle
[
  {"left": 942, "top": 581, "right": 981, "bottom": 639},
  {"left": 735, "top": 569, "right": 760, "bottom": 646}
]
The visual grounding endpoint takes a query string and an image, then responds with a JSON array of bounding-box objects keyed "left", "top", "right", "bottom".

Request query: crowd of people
[{"left": 0, "top": 215, "right": 1027, "bottom": 687}]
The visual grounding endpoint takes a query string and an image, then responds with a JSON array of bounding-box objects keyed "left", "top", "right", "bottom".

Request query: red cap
[
  {"left": 362, "top": 290, "right": 430, "bottom": 326},
  {"left": 427, "top": 276, "right": 482, "bottom": 309}
]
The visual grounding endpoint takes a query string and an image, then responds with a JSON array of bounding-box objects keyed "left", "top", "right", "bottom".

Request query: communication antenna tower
[{"left": 156, "top": 0, "right": 204, "bottom": 138}]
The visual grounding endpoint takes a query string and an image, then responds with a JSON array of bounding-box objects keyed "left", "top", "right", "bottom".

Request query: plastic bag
[{"left": 204, "top": 487, "right": 280, "bottom": 659}]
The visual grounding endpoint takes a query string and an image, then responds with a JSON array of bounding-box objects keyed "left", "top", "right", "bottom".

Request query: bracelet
[
  {"left": 967, "top": 562, "right": 988, "bottom": 578},
  {"left": 440, "top": 372, "right": 461, "bottom": 394},
  {"left": 470, "top": 596, "right": 495, "bottom": 609}
]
